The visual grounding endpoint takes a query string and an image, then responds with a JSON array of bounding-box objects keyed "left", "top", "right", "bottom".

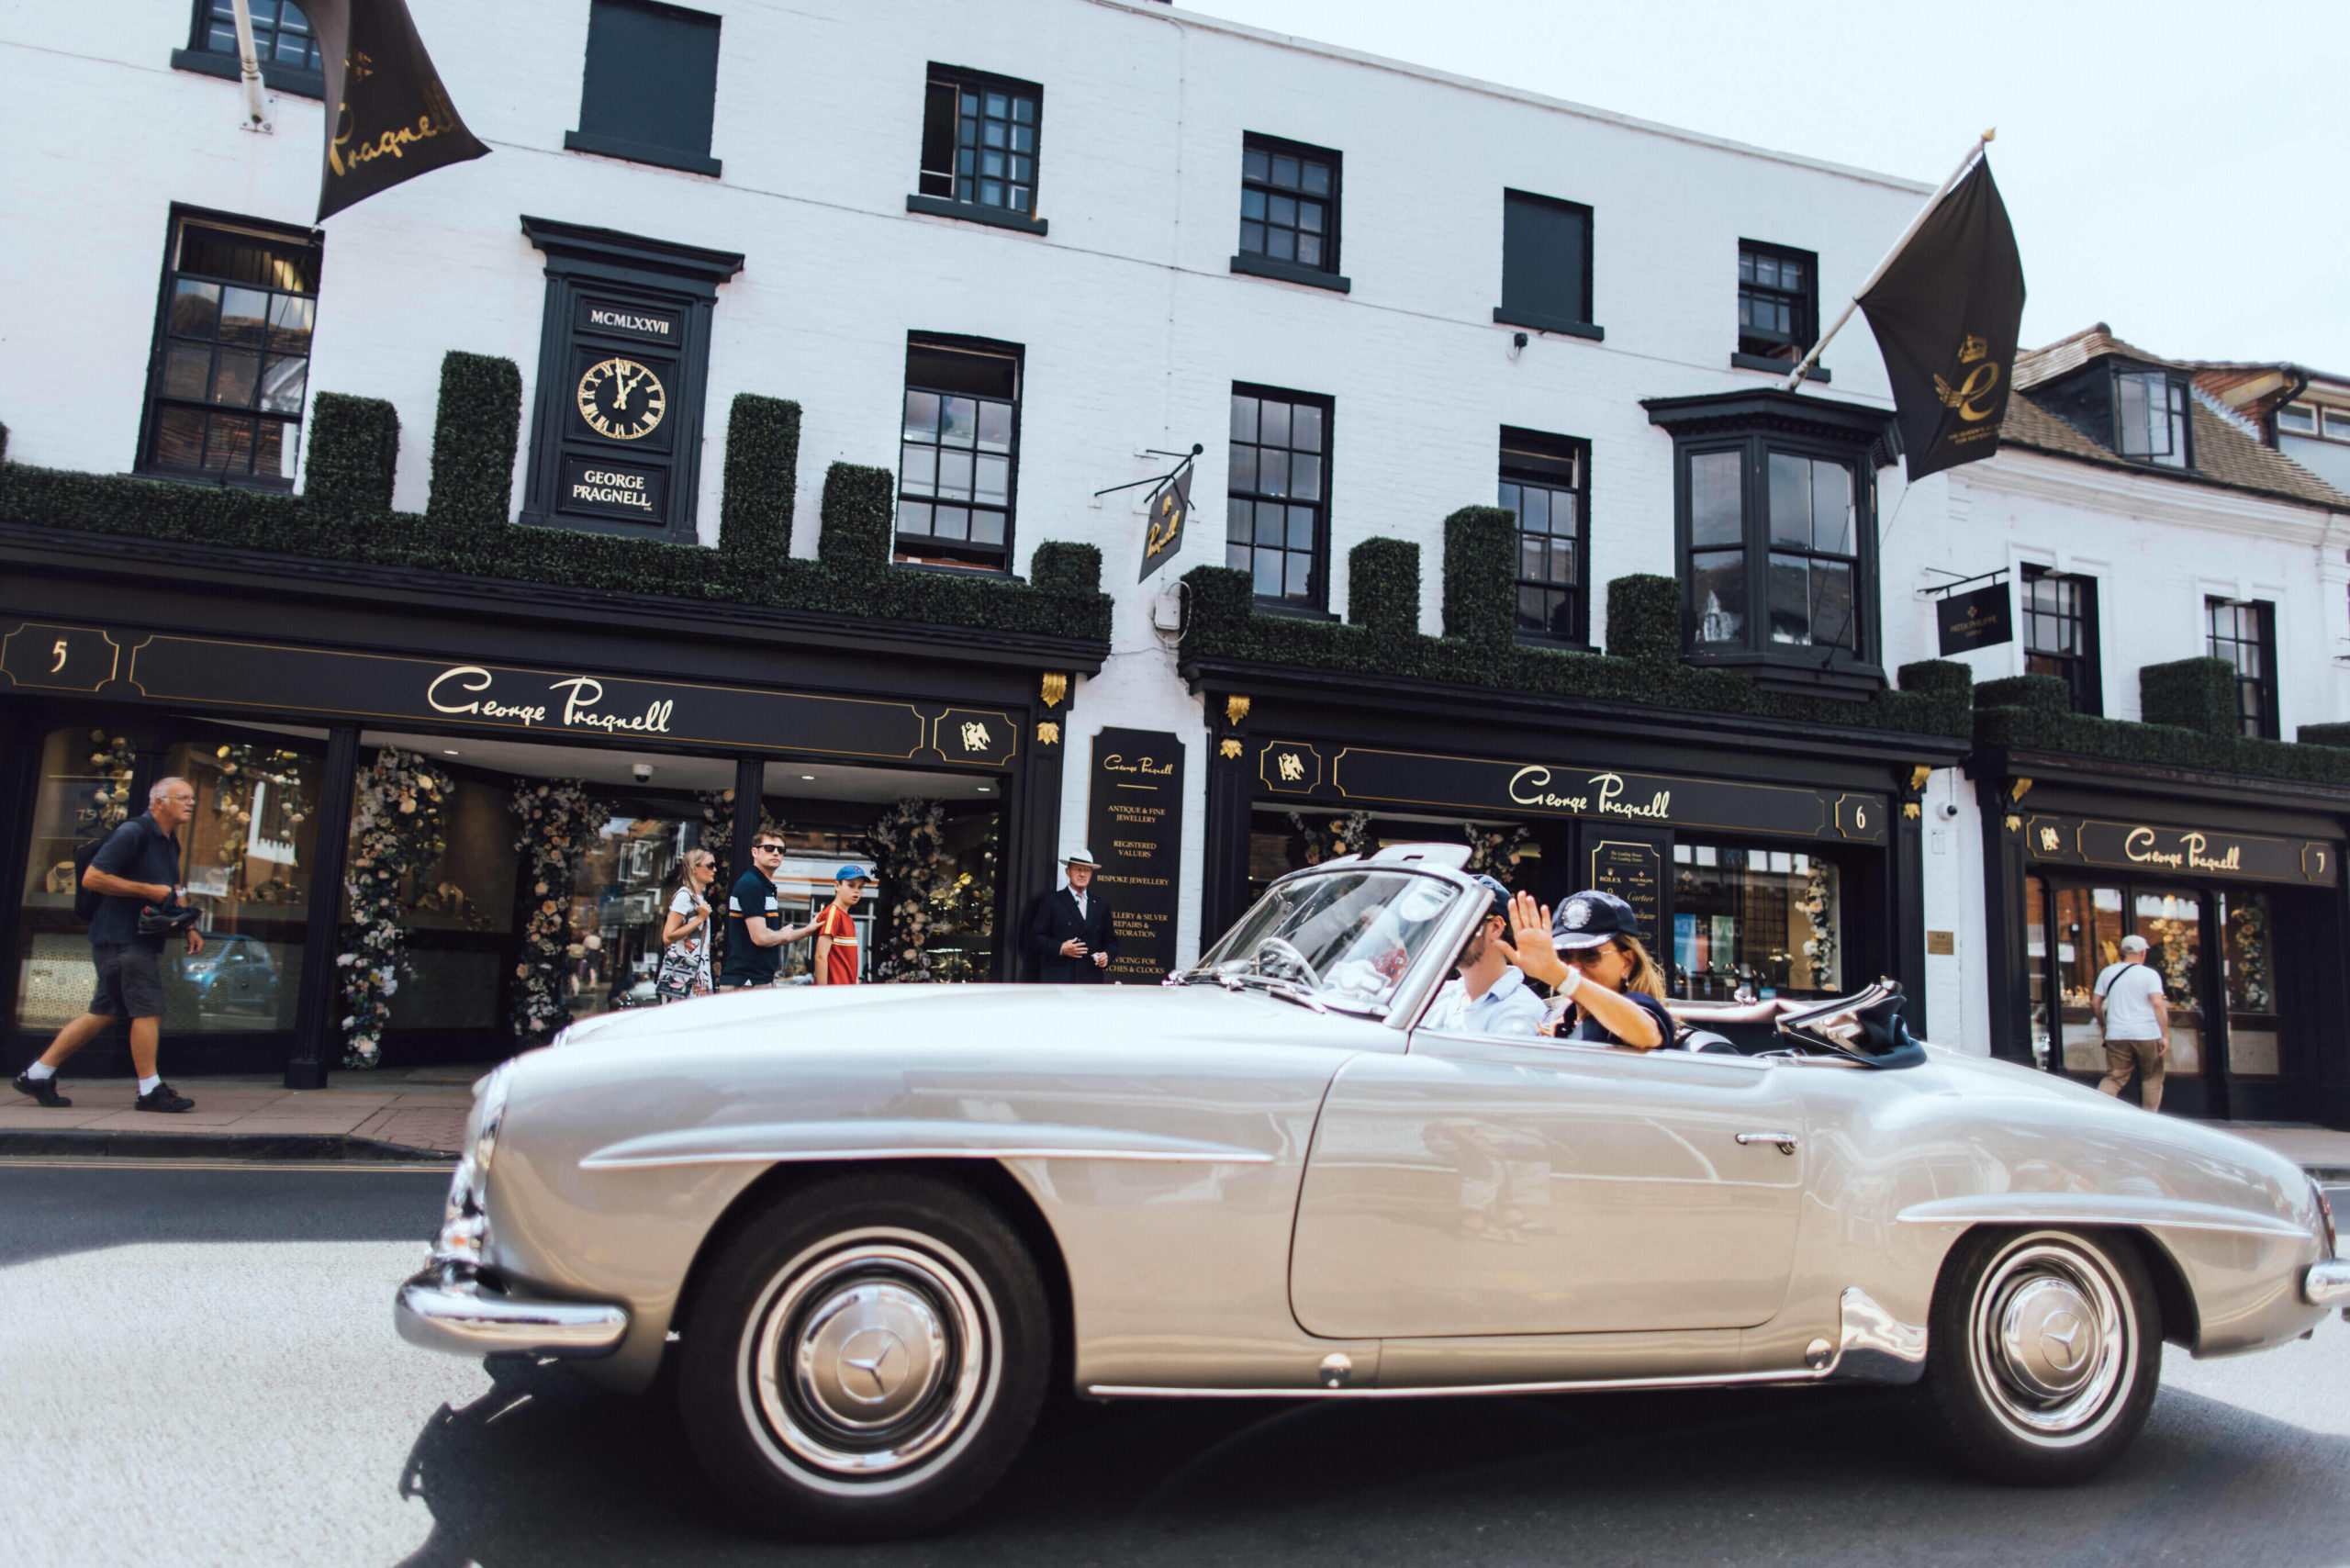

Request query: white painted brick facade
[{"left": 6, "top": 0, "right": 2341, "bottom": 1027}]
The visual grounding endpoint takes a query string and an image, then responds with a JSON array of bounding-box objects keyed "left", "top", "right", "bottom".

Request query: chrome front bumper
[
  {"left": 396, "top": 1263, "right": 631, "bottom": 1359},
  {"left": 2305, "top": 1259, "right": 2350, "bottom": 1316}
]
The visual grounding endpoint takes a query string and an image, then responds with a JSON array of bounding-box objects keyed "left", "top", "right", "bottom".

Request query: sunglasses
[
  {"left": 753, "top": 843, "right": 786, "bottom": 853},
  {"left": 1561, "top": 946, "right": 1618, "bottom": 967}
]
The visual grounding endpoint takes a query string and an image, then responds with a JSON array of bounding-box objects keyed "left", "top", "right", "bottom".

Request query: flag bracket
[
  {"left": 1093, "top": 444, "right": 1203, "bottom": 498},
  {"left": 1916, "top": 566, "right": 2009, "bottom": 600}
]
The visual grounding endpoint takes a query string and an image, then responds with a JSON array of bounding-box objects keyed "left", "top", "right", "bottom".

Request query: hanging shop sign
[
  {"left": 1256, "top": 740, "right": 1886, "bottom": 845},
  {"left": 2022, "top": 813, "right": 2337, "bottom": 887},
  {"left": 1086, "top": 726, "right": 1186, "bottom": 982},
  {"left": 0, "top": 622, "right": 1016, "bottom": 768},
  {"left": 1934, "top": 581, "right": 2013, "bottom": 655}
]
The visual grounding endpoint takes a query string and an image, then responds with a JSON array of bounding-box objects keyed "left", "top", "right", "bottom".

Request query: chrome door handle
[{"left": 1736, "top": 1131, "right": 1801, "bottom": 1154}]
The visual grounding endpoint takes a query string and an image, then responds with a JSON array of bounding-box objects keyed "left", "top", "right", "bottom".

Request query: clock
[{"left": 575, "top": 357, "right": 667, "bottom": 442}]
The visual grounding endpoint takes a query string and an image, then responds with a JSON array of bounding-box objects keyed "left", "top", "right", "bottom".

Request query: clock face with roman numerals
[{"left": 575, "top": 357, "right": 667, "bottom": 442}]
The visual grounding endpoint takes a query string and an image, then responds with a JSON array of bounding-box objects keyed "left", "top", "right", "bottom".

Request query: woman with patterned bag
[{"left": 656, "top": 849, "right": 719, "bottom": 1002}]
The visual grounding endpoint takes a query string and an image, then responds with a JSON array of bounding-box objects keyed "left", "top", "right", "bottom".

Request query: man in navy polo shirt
[{"left": 13, "top": 777, "right": 204, "bottom": 1113}]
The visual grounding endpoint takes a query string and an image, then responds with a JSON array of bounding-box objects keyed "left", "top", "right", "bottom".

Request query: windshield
[{"left": 1188, "top": 868, "right": 1460, "bottom": 1014}]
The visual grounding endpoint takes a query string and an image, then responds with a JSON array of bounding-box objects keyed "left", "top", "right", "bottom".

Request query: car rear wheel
[
  {"left": 677, "top": 1173, "right": 1049, "bottom": 1539},
  {"left": 1916, "top": 1226, "right": 2160, "bottom": 1484}
]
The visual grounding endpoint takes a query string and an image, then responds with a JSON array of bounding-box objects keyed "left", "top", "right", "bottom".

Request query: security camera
[
  {"left": 1938, "top": 801, "right": 1961, "bottom": 821},
  {"left": 632, "top": 763, "right": 655, "bottom": 782}
]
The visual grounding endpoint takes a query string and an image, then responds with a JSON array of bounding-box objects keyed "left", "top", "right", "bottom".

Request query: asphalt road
[{"left": 4, "top": 1164, "right": 2347, "bottom": 1568}]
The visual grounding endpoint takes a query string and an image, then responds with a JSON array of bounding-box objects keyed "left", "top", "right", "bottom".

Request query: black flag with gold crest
[
  {"left": 303, "top": 0, "right": 490, "bottom": 220},
  {"left": 1857, "top": 156, "right": 2025, "bottom": 481},
  {"left": 1138, "top": 459, "right": 1193, "bottom": 583}
]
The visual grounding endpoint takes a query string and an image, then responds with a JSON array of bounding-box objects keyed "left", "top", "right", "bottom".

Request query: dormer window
[
  {"left": 2115, "top": 369, "right": 2189, "bottom": 467},
  {"left": 2035, "top": 360, "right": 2195, "bottom": 471}
]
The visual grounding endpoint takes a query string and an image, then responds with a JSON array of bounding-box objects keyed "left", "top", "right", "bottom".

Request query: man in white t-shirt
[{"left": 2093, "top": 934, "right": 2172, "bottom": 1112}]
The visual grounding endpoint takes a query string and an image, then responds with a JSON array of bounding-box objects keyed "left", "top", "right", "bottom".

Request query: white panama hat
[{"left": 1064, "top": 848, "right": 1101, "bottom": 868}]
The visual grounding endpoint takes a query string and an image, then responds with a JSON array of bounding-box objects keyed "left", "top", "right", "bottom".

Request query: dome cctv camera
[
  {"left": 1938, "top": 801, "right": 1961, "bottom": 820},
  {"left": 632, "top": 763, "right": 655, "bottom": 782}
]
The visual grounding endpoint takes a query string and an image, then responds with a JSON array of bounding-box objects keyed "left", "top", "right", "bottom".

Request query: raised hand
[{"left": 1508, "top": 890, "right": 1569, "bottom": 988}]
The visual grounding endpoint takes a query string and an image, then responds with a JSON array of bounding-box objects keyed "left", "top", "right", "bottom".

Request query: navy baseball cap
[
  {"left": 1553, "top": 889, "right": 1639, "bottom": 949},
  {"left": 834, "top": 864, "right": 870, "bottom": 883},
  {"left": 1469, "top": 874, "right": 1511, "bottom": 926}
]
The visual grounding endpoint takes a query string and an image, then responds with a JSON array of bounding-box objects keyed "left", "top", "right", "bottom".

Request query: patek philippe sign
[
  {"left": 2023, "top": 813, "right": 2337, "bottom": 887},
  {"left": 1257, "top": 741, "right": 1887, "bottom": 845},
  {"left": 0, "top": 623, "right": 1017, "bottom": 769},
  {"left": 1086, "top": 727, "right": 1185, "bottom": 982},
  {"left": 1935, "top": 582, "right": 2013, "bottom": 655}
]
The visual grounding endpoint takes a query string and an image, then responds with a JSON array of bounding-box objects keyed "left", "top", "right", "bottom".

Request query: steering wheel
[{"left": 1251, "top": 935, "right": 1323, "bottom": 991}]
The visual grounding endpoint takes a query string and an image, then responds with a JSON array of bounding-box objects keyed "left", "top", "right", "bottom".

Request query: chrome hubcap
[
  {"left": 750, "top": 1240, "right": 989, "bottom": 1477},
  {"left": 1972, "top": 1238, "right": 2129, "bottom": 1439}
]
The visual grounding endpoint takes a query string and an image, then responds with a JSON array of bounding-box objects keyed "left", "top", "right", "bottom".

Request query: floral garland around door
[
  {"left": 511, "top": 779, "right": 610, "bottom": 1043},
  {"left": 78, "top": 731, "right": 136, "bottom": 836},
  {"left": 866, "top": 799, "right": 950, "bottom": 983},
  {"left": 1462, "top": 823, "right": 1533, "bottom": 879},
  {"left": 339, "top": 747, "right": 453, "bottom": 1069},
  {"left": 1289, "top": 809, "right": 1374, "bottom": 868},
  {"left": 1798, "top": 858, "right": 1837, "bottom": 991}
]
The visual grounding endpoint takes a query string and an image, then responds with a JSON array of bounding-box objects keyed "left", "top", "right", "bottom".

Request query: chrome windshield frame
[{"left": 1183, "top": 853, "right": 1484, "bottom": 1032}]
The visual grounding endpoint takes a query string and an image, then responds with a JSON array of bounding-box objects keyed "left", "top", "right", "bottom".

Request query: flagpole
[
  {"left": 1782, "top": 129, "right": 1993, "bottom": 393},
  {"left": 229, "top": 0, "right": 272, "bottom": 132}
]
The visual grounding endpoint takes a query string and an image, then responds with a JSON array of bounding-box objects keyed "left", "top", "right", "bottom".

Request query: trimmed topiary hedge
[
  {"left": 1181, "top": 560, "right": 1974, "bottom": 738},
  {"left": 1975, "top": 703, "right": 2350, "bottom": 787},
  {"left": 1605, "top": 575, "right": 1681, "bottom": 665},
  {"left": 1348, "top": 537, "right": 1420, "bottom": 636},
  {"left": 0, "top": 375, "right": 1110, "bottom": 644},
  {"left": 305, "top": 393, "right": 399, "bottom": 515},
  {"left": 427, "top": 352, "right": 521, "bottom": 526},
  {"left": 1973, "top": 673, "right": 2071, "bottom": 713},
  {"left": 717, "top": 394, "right": 799, "bottom": 569},
  {"left": 2300, "top": 722, "right": 2350, "bottom": 750},
  {"left": 2140, "top": 656, "right": 2240, "bottom": 737},
  {"left": 1440, "top": 506, "right": 1515, "bottom": 652}
]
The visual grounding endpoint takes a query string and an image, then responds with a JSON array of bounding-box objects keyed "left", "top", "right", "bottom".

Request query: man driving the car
[{"left": 1420, "top": 875, "right": 1545, "bottom": 1036}]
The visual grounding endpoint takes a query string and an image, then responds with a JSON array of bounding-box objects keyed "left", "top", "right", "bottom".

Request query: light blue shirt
[{"left": 1423, "top": 965, "right": 1545, "bottom": 1037}]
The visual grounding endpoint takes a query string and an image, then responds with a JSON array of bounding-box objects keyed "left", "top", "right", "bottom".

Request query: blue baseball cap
[
  {"left": 1553, "top": 889, "right": 1639, "bottom": 949},
  {"left": 834, "top": 864, "right": 870, "bottom": 883}
]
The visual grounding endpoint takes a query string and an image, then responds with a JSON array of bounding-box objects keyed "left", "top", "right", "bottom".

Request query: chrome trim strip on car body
[
  {"left": 2304, "top": 1259, "right": 2350, "bottom": 1307},
  {"left": 395, "top": 1264, "right": 630, "bottom": 1358},
  {"left": 1085, "top": 1286, "right": 1928, "bottom": 1398},
  {"left": 579, "top": 1120, "right": 1280, "bottom": 1171},
  {"left": 1895, "top": 1194, "right": 2316, "bottom": 1240}
]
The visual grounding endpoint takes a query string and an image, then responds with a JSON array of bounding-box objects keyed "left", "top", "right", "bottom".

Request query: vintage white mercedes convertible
[{"left": 396, "top": 845, "right": 2347, "bottom": 1538}]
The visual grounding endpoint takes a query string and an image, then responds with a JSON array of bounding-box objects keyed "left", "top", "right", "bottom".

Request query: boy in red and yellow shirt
[{"left": 813, "top": 865, "right": 867, "bottom": 986}]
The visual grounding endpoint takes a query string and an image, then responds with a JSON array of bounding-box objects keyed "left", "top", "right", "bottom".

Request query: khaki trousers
[{"left": 2098, "top": 1036, "right": 2165, "bottom": 1112}]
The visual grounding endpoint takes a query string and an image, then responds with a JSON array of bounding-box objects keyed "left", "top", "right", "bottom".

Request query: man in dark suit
[{"left": 1029, "top": 849, "right": 1117, "bottom": 982}]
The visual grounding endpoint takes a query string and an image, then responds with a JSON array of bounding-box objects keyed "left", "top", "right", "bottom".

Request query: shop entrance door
[{"left": 2031, "top": 877, "right": 2221, "bottom": 1119}]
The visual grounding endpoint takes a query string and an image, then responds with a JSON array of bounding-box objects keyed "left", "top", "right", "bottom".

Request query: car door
[{"left": 1289, "top": 1028, "right": 1808, "bottom": 1338}]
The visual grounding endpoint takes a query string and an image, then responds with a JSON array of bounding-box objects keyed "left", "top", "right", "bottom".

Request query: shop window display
[
  {"left": 13, "top": 727, "right": 140, "bottom": 1033},
  {"left": 2136, "top": 890, "right": 2204, "bottom": 1075},
  {"left": 1670, "top": 841, "right": 1840, "bottom": 1000},
  {"left": 158, "top": 740, "right": 322, "bottom": 1035},
  {"left": 2221, "top": 890, "right": 2279, "bottom": 1077},
  {"left": 564, "top": 806, "right": 708, "bottom": 1014},
  {"left": 2044, "top": 884, "right": 2126, "bottom": 1072},
  {"left": 383, "top": 775, "right": 517, "bottom": 1036}
]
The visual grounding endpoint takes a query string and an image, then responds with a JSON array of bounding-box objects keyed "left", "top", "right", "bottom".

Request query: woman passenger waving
[{"left": 1507, "top": 889, "right": 1673, "bottom": 1050}]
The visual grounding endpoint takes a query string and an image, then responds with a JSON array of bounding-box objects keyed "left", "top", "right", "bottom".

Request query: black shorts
[{"left": 90, "top": 943, "right": 168, "bottom": 1020}]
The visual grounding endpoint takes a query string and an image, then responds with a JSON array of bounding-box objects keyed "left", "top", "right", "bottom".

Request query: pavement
[
  {"left": 4, "top": 1163, "right": 2350, "bottom": 1568},
  {"left": 0, "top": 1070, "right": 477, "bottom": 1157}
]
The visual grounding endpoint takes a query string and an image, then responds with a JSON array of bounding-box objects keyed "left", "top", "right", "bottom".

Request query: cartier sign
[
  {"left": 1257, "top": 740, "right": 1886, "bottom": 845},
  {"left": 0, "top": 622, "right": 1018, "bottom": 769},
  {"left": 2023, "top": 813, "right": 2337, "bottom": 888}
]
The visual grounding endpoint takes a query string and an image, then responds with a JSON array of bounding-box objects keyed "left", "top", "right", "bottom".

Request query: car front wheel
[
  {"left": 1916, "top": 1226, "right": 2161, "bottom": 1484},
  {"left": 678, "top": 1174, "right": 1050, "bottom": 1538}
]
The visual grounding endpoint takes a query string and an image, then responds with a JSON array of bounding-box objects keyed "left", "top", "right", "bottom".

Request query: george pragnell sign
[{"left": 304, "top": 0, "right": 490, "bottom": 220}]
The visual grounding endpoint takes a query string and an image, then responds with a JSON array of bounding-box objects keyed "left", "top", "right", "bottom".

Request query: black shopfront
[
  {"left": 1976, "top": 755, "right": 2350, "bottom": 1126},
  {"left": 1192, "top": 670, "right": 1963, "bottom": 1032},
  {"left": 0, "top": 531, "right": 1097, "bottom": 1086}
]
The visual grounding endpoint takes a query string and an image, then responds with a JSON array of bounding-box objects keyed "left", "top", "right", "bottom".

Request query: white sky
[{"left": 1180, "top": 0, "right": 2350, "bottom": 375}]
